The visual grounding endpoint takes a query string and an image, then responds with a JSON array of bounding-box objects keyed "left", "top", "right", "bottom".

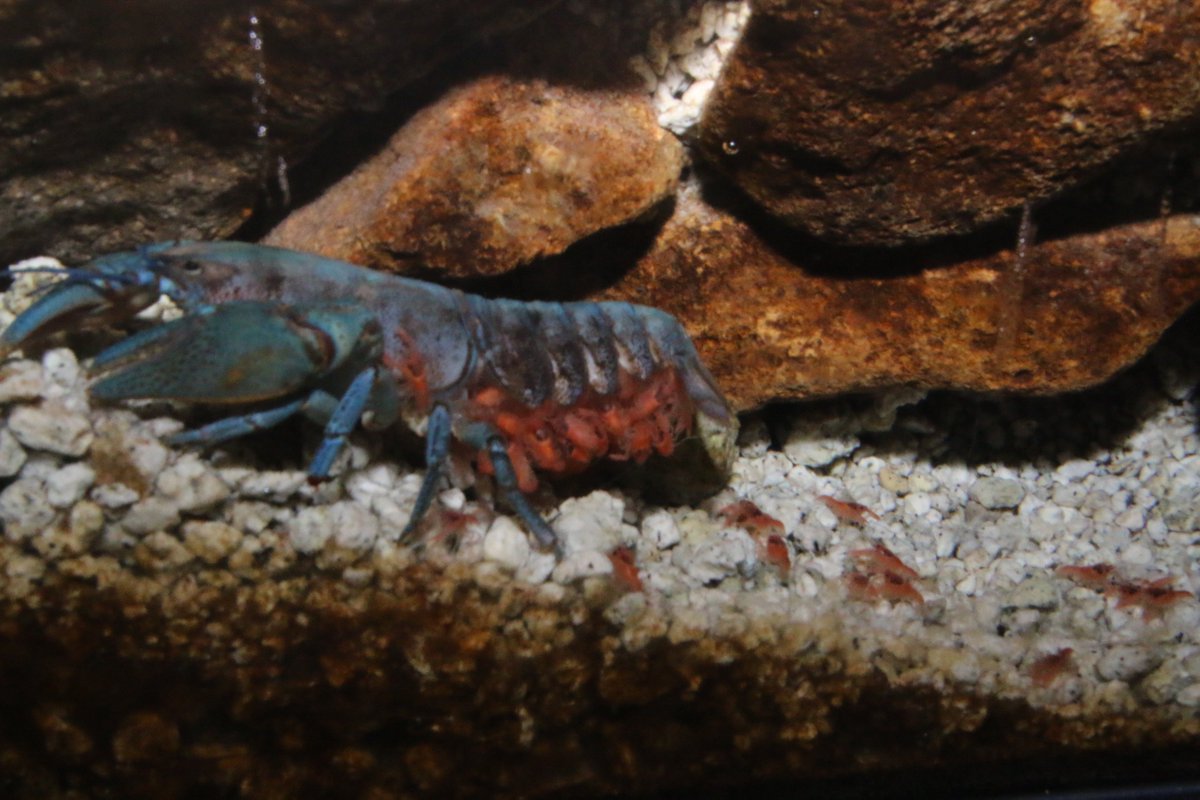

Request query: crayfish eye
[{"left": 178, "top": 260, "right": 202, "bottom": 274}]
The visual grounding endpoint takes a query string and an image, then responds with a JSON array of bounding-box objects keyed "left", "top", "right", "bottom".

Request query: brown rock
[
  {"left": 598, "top": 186, "right": 1200, "bottom": 411},
  {"left": 266, "top": 76, "right": 683, "bottom": 278},
  {"left": 0, "top": 0, "right": 556, "bottom": 265},
  {"left": 698, "top": 0, "right": 1200, "bottom": 245}
]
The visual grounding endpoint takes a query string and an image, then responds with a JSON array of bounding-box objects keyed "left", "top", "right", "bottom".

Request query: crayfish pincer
[{"left": 1, "top": 241, "right": 737, "bottom": 551}]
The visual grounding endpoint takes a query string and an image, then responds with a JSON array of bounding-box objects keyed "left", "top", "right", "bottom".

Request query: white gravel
[
  {"left": 1, "top": 258, "right": 1199, "bottom": 718},
  {"left": 627, "top": 0, "right": 750, "bottom": 134}
]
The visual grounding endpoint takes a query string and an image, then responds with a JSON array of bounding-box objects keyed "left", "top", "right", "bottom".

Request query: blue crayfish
[{"left": 1, "top": 242, "right": 735, "bottom": 550}]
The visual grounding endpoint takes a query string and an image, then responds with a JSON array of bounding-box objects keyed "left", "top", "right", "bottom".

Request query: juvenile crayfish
[{"left": 1, "top": 242, "right": 736, "bottom": 550}]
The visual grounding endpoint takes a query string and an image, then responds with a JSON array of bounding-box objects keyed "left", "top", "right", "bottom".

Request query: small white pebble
[
  {"left": 0, "top": 360, "right": 44, "bottom": 402},
  {"left": 552, "top": 491, "right": 625, "bottom": 555},
  {"left": 238, "top": 470, "right": 307, "bottom": 502},
  {"left": 289, "top": 506, "right": 335, "bottom": 554},
  {"left": 344, "top": 463, "right": 398, "bottom": 504},
  {"left": 125, "top": 434, "right": 171, "bottom": 482},
  {"left": 1114, "top": 507, "right": 1146, "bottom": 531},
  {"left": 5, "top": 552, "right": 46, "bottom": 583},
  {"left": 1178, "top": 684, "right": 1200, "bottom": 707},
  {"left": 1096, "top": 646, "right": 1158, "bottom": 682},
  {"left": 969, "top": 477, "right": 1025, "bottom": 510},
  {"left": 908, "top": 472, "right": 938, "bottom": 493},
  {"left": 438, "top": 488, "right": 466, "bottom": 513},
  {"left": 643, "top": 510, "right": 681, "bottom": 550},
  {"left": 1006, "top": 577, "right": 1060, "bottom": 610},
  {"left": 904, "top": 492, "right": 932, "bottom": 516},
  {"left": 483, "top": 516, "right": 531, "bottom": 571},
  {"left": 783, "top": 434, "right": 859, "bottom": 468},
  {"left": 1056, "top": 458, "right": 1096, "bottom": 482},
  {"left": 679, "top": 76, "right": 714, "bottom": 109},
  {"left": 552, "top": 550, "right": 613, "bottom": 584},
  {"left": 878, "top": 466, "right": 909, "bottom": 494},
  {"left": 139, "top": 531, "right": 195, "bottom": 569},
  {"left": 1051, "top": 483, "right": 1087, "bottom": 508},
  {"left": 674, "top": 527, "right": 757, "bottom": 585},
  {"left": 45, "top": 462, "right": 95, "bottom": 508},
  {"left": 342, "top": 566, "right": 375, "bottom": 587},
  {"left": 182, "top": 520, "right": 243, "bottom": 564},
  {"left": 120, "top": 497, "right": 182, "bottom": 536},
  {"left": 90, "top": 482, "right": 140, "bottom": 509},
  {"left": 39, "top": 348, "right": 81, "bottom": 397},
  {"left": 157, "top": 455, "right": 230, "bottom": 513},
  {"left": 0, "top": 428, "right": 27, "bottom": 477},
  {"left": 517, "top": 549, "right": 557, "bottom": 584},
  {"left": 9, "top": 403, "right": 93, "bottom": 457},
  {"left": 0, "top": 477, "right": 56, "bottom": 540},
  {"left": 329, "top": 501, "right": 381, "bottom": 552},
  {"left": 1120, "top": 542, "right": 1154, "bottom": 566}
]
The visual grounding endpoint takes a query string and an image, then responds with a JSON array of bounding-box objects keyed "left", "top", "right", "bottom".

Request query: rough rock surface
[
  {"left": 597, "top": 185, "right": 1200, "bottom": 410},
  {"left": 266, "top": 76, "right": 683, "bottom": 277},
  {"left": 698, "top": 0, "right": 1200, "bottom": 244},
  {"left": 0, "top": 0, "right": 555, "bottom": 265}
]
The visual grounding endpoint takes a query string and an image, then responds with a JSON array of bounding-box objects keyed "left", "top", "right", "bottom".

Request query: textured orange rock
[
  {"left": 599, "top": 187, "right": 1200, "bottom": 411},
  {"left": 267, "top": 75, "right": 683, "bottom": 277},
  {"left": 698, "top": 0, "right": 1200, "bottom": 244}
]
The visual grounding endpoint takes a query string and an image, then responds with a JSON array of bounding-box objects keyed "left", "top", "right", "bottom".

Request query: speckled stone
[
  {"left": 598, "top": 188, "right": 1200, "bottom": 410},
  {"left": 8, "top": 403, "right": 92, "bottom": 457},
  {"left": 181, "top": 521, "right": 243, "bottom": 564},
  {"left": 267, "top": 75, "right": 682, "bottom": 278},
  {"left": 970, "top": 477, "right": 1026, "bottom": 510},
  {"left": 698, "top": 0, "right": 1200, "bottom": 244}
]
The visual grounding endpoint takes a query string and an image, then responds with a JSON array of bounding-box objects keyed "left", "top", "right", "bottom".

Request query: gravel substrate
[
  {"left": 3, "top": 258, "right": 1199, "bottom": 704},
  {"left": 1, "top": 260, "right": 1198, "bottom": 794},
  {"left": 628, "top": 0, "right": 750, "bottom": 134}
]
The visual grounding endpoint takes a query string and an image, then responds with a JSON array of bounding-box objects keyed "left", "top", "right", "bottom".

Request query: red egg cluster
[{"left": 469, "top": 368, "right": 695, "bottom": 493}]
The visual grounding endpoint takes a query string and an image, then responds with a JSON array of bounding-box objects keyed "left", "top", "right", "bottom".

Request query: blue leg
[
  {"left": 307, "top": 368, "right": 378, "bottom": 482},
  {"left": 399, "top": 404, "right": 452, "bottom": 542},
  {"left": 486, "top": 437, "right": 559, "bottom": 553},
  {"left": 166, "top": 398, "right": 307, "bottom": 447}
]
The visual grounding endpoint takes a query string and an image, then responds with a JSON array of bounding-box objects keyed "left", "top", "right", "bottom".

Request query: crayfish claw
[
  {"left": 90, "top": 302, "right": 323, "bottom": 403},
  {"left": 0, "top": 282, "right": 112, "bottom": 359},
  {"left": 0, "top": 257, "right": 168, "bottom": 359}
]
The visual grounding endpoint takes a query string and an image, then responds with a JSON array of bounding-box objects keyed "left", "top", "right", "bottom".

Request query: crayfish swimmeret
[{"left": 1, "top": 242, "right": 736, "bottom": 550}]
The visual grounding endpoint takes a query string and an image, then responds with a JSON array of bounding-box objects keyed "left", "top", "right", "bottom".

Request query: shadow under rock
[
  {"left": 845, "top": 301, "right": 1200, "bottom": 471},
  {"left": 688, "top": 128, "right": 1200, "bottom": 284}
]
